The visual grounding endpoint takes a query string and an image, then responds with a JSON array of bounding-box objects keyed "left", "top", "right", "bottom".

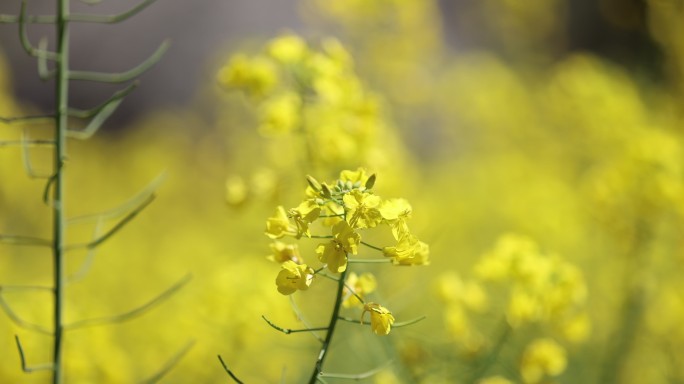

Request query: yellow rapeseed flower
[
  {"left": 276, "top": 261, "right": 315, "bottom": 295},
  {"left": 383, "top": 233, "right": 430, "bottom": 266},
  {"left": 316, "top": 220, "right": 361, "bottom": 272},
  {"left": 265, "top": 206, "right": 297, "bottom": 239},
  {"left": 289, "top": 199, "right": 321, "bottom": 238},
  {"left": 343, "top": 189, "right": 382, "bottom": 229},
  {"left": 362, "top": 302, "right": 395, "bottom": 335},
  {"left": 379, "top": 198, "right": 412, "bottom": 237}
]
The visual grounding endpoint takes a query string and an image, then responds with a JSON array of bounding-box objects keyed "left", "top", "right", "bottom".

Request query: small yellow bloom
[
  {"left": 316, "top": 221, "right": 361, "bottom": 273},
  {"left": 557, "top": 312, "right": 591, "bottom": 343},
  {"left": 339, "top": 168, "right": 371, "bottom": 186},
  {"left": 362, "top": 302, "right": 395, "bottom": 335},
  {"left": 267, "top": 34, "right": 308, "bottom": 64},
  {"left": 436, "top": 272, "right": 488, "bottom": 312},
  {"left": 217, "top": 54, "right": 277, "bottom": 98},
  {"left": 379, "top": 198, "right": 412, "bottom": 222},
  {"left": 225, "top": 175, "right": 247, "bottom": 206},
  {"left": 342, "top": 272, "right": 377, "bottom": 308},
  {"left": 343, "top": 190, "right": 382, "bottom": 229},
  {"left": 383, "top": 233, "right": 430, "bottom": 266},
  {"left": 275, "top": 261, "right": 314, "bottom": 295},
  {"left": 265, "top": 206, "right": 297, "bottom": 239},
  {"left": 267, "top": 241, "right": 303, "bottom": 264},
  {"left": 507, "top": 288, "right": 541, "bottom": 327},
  {"left": 520, "top": 338, "right": 567, "bottom": 384},
  {"left": 258, "top": 91, "right": 301, "bottom": 136},
  {"left": 333, "top": 220, "right": 361, "bottom": 255},
  {"left": 289, "top": 199, "right": 321, "bottom": 238},
  {"left": 321, "top": 38, "right": 352, "bottom": 69}
]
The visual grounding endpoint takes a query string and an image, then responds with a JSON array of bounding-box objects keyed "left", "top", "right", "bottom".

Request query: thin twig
[
  {"left": 65, "top": 274, "right": 191, "bottom": 330},
  {"left": 262, "top": 315, "right": 329, "bottom": 335},
  {"left": 319, "top": 360, "right": 393, "bottom": 380},
  {"left": 68, "top": 173, "right": 165, "bottom": 224},
  {"left": 0, "top": 234, "right": 51, "bottom": 247},
  {"left": 139, "top": 341, "right": 194, "bottom": 384},
  {"left": 347, "top": 258, "right": 391, "bottom": 264},
  {"left": 68, "top": 82, "right": 138, "bottom": 118},
  {"left": 0, "top": 295, "right": 52, "bottom": 335},
  {"left": 64, "top": 194, "right": 156, "bottom": 250},
  {"left": 0, "top": 0, "right": 159, "bottom": 24},
  {"left": 0, "top": 139, "right": 55, "bottom": 148},
  {"left": 22, "top": 128, "right": 53, "bottom": 179},
  {"left": 18, "top": 1, "right": 59, "bottom": 61},
  {"left": 69, "top": 41, "right": 170, "bottom": 83},
  {"left": 337, "top": 315, "right": 427, "bottom": 329},
  {"left": 70, "top": 0, "right": 159, "bottom": 23},
  {"left": 15, "top": 335, "right": 55, "bottom": 372},
  {"left": 317, "top": 271, "right": 365, "bottom": 305},
  {"left": 0, "top": 115, "right": 55, "bottom": 125},
  {"left": 360, "top": 241, "right": 384, "bottom": 252},
  {"left": 288, "top": 295, "right": 324, "bottom": 342},
  {"left": 464, "top": 317, "right": 511, "bottom": 384},
  {"left": 218, "top": 355, "right": 244, "bottom": 384},
  {"left": 66, "top": 219, "right": 103, "bottom": 283}
]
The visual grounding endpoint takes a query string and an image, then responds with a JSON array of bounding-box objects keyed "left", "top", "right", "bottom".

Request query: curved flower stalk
[{"left": 222, "top": 168, "right": 428, "bottom": 383}]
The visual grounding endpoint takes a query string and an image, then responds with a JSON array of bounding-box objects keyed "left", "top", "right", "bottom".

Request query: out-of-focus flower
[
  {"left": 267, "top": 241, "right": 303, "bottom": 264},
  {"left": 520, "top": 338, "right": 567, "bottom": 384},
  {"left": 217, "top": 54, "right": 277, "bottom": 98},
  {"left": 436, "top": 272, "right": 488, "bottom": 312},
  {"left": 258, "top": 91, "right": 301, "bottom": 136},
  {"left": 225, "top": 175, "right": 248, "bottom": 206},
  {"left": 342, "top": 272, "right": 377, "bottom": 308},
  {"left": 267, "top": 34, "right": 308, "bottom": 64},
  {"left": 275, "top": 261, "right": 315, "bottom": 295},
  {"left": 362, "top": 302, "right": 395, "bottom": 335}
]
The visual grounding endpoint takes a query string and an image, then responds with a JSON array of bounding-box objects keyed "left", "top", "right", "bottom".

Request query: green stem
[
  {"left": 360, "top": 241, "right": 384, "bottom": 252},
  {"left": 53, "top": 1, "right": 70, "bottom": 383},
  {"left": 465, "top": 318, "right": 511, "bottom": 384},
  {"left": 348, "top": 258, "right": 391, "bottom": 264},
  {"left": 308, "top": 265, "right": 348, "bottom": 383},
  {"left": 597, "top": 221, "right": 650, "bottom": 384}
]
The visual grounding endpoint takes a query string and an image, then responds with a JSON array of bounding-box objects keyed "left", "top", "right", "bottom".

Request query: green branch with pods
[{"left": 0, "top": 1, "right": 191, "bottom": 383}]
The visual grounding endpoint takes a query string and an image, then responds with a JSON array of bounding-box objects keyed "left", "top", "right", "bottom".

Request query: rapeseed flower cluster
[
  {"left": 265, "top": 168, "right": 429, "bottom": 337},
  {"left": 435, "top": 234, "right": 588, "bottom": 382},
  {"left": 218, "top": 35, "right": 388, "bottom": 169}
]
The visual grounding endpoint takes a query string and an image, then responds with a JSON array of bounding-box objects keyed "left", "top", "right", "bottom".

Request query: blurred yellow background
[{"left": 2, "top": 0, "right": 684, "bottom": 383}]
